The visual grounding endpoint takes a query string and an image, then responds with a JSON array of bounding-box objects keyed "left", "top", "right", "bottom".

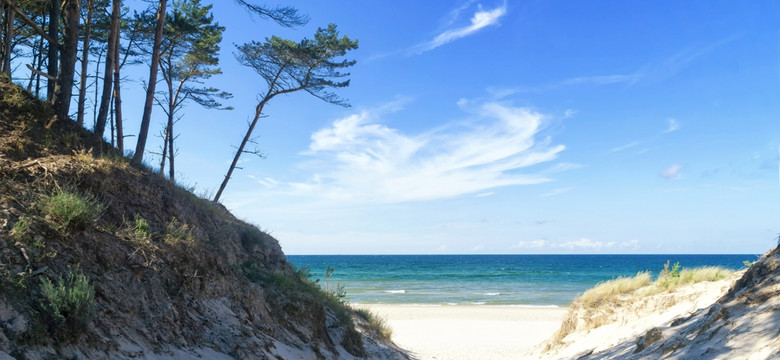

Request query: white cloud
[
  {"left": 475, "top": 192, "right": 495, "bottom": 198},
  {"left": 540, "top": 187, "right": 574, "bottom": 197},
  {"left": 294, "top": 100, "right": 565, "bottom": 203},
  {"left": 660, "top": 164, "right": 683, "bottom": 180},
  {"left": 610, "top": 141, "right": 640, "bottom": 153},
  {"left": 414, "top": 4, "right": 507, "bottom": 54},
  {"left": 486, "top": 86, "right": 519, "bottom": 99},
  {"left": 512, "top": 240, "right": 547, "bottom": 249},
  {"left": 257, "top": 177, "right": 281, "bottom": 188},
  {"left": 620, "top": 240, "right": 640, "bottom": 250},
  {"left": 563, "top": 109, "right": 578, "bottom": 118},
  {"left": 562, "top": 74, "right": 642, "bottom": 86},
  {"left": 664, "top": 118, "right": 680, "bottom": 133},
  {"left": 510, "top": 238, "right": 639, "bottom": 251},
  {"left": 556, "top": 238, "right": 616, "bottom": 250}
]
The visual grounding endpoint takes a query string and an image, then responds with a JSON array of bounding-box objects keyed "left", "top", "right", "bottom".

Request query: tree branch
[{"left": 4, "top": 0, "right": 61, "bottom": 50}]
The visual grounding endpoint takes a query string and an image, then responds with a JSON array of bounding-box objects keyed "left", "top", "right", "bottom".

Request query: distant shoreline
[{"left": 289, "top": 254, "right": 753, "bottom": 306}]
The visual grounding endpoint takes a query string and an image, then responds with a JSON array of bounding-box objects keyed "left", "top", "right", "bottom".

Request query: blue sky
[{"left": 85, "top": 1, "right": 780, "bottom": 254}]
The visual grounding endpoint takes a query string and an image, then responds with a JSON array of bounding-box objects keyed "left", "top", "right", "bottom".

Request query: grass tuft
[
  {"left": 11, "top": 218, "right": 30, "bottom": 240},
  {"left": 577, "top": 272, "right": 652, "bottom": 308},
  {"left": 355, "top": 308, "right": 392, "bottom": 340},
  {"left": 119, "top": 216, "right": 153, "bottom": 247},
  {"left": 163, "top": 218, "right": 194, "bottom": 245},
  {"left": 39, "top": 188, "right": 105, "bottom": 233},
  {"left": 547, "top": 263, "right": 733, "bottom": 348}
]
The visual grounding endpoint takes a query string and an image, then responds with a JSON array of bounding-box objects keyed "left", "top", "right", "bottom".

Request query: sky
[{"left": 40, "top": 1, "right": 780, "bottom": 254}]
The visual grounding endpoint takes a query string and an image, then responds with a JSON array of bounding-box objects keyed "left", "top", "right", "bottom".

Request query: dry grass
[
  {"left": 658, "top": 266, "right": 730, "bottom": 289},
  {"left": 546, "top": 265, "right": 733, "bottom": 348},
  {"left": 578, "top": 272, "right": 652, "bottom": 308},
  {"left": 354, "top": 308, "right": 393, "bottom": 341}
]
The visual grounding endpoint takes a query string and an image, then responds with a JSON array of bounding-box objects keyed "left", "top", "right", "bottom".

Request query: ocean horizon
[{"left": 287, "top": 254, "right": 757, "bottom": 307}]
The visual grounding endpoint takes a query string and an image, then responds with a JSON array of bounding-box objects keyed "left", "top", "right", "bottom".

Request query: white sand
[{"left": 361, "top": 304, "right": 567, "bottom": 360}]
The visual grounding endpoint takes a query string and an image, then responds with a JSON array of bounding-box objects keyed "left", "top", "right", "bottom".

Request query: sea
[{"left": 286, "top": 254, "right": 758, "bottom": 307}]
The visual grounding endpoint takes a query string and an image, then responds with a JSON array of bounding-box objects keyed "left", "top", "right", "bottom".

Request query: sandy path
[{"left": 361, "top": 304, "right": 567, "bottom": 360}]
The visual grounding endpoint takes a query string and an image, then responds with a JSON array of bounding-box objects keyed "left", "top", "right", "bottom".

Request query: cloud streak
[
  {"left": 289, "top": 100, "right": 566, "bottom": 203},
  {"left": 660, "top": 164, "right": 683, "bottom": 180},
  {"left": 512, "top": 238, "right": 640, "bottom": 251},
  {"left": 540, "top": 187, "right": 574, "bottom": 197},
  {"left": 561, "top": 74, "right": 642, "bottom": 86},
  {"left": 664, "top": 118, "right": 680, "bottom": 133},
  {"left": 413, "top": 4, "right": 507, "bottom": 54}
]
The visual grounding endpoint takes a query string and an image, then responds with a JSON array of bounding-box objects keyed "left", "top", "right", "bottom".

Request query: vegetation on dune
[
  {"left": 38, "top": 188, "right": 106, "bottom": 234},
  {"left": 0, "top": 79, "right": 384, "bottom": 357},
  {"left": 548, "top": 262, "right": 733, "bottom": 347},
  {"left": 37, "top": 267, "right": 95, "bottom": 342},
  {"left": 355, "top": 308, "right": 393, "bottom": 341},
  {"left": 0, "top": 3, "right": 398, "bottom": 357}
]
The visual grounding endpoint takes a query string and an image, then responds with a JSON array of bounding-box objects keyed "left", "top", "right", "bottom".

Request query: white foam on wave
[
  {"left": 385, "top": 290, "right": 406, "bottom": 294},
  {"left": 482, "top": 292, "right": 500, "bottom": 296}
]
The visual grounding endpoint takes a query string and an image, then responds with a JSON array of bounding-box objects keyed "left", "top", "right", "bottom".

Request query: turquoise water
[{"left": 287, "top": 254, "right": 756, "bottom": 307}]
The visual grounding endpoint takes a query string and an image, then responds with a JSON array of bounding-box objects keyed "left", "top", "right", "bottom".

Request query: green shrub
[
  {"left": 40, "top": 189, "right": 105, "bottom": 233},
  {"left": 130, "top": 217, "right": 152, "bottom": 245},
  {"left": 660, "top": 260, "right": 681, "bottom": 279},
  {"left": 38, "top": 268, "right": 95, "bottom": 341}
]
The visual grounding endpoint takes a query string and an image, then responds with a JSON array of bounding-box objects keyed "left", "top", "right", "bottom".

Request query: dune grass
[
  {"left": 547, "top": 263, "right": 733, "bottom": 348},
  {"left": 354, "top": 308, "right": 392, "bottom": 341},
  {"left": 578, "top": 272, "right": 653, "bottom": 308}
]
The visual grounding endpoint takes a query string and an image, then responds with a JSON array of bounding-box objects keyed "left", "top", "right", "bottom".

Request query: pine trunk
[
  {"left": 52, "top": 0, "right": 80, "bottom": 122},
  {"left": 133, "top": 0, "right": 167, "bottom": 164},
  {"left": 1, "top": 5, "right": 14, "bottom": 75},
  {"left": 94, "top": 0, "right": 120, "bottom": 137},
  {"left": 76, "top": 0, "right": 93, "bottom": 126},
  {"left": 113, "top": 28, "right": 124, "bottom": 154},
  {"left": 167, "top": 113, "right": 174, "bottom": 181},
  {"left": 213, "top": 101, "right": 267, "bottom": 202},
  {"left": 46, "top": 0, "right": 59, "bottom": 102}
]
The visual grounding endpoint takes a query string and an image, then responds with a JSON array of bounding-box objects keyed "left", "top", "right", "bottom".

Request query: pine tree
[
  {"left": 157, "top": 0, "right": 230, "bottom": 182},
  {"left": 213, "top": 24, "right": 357, "bottom": 202}
]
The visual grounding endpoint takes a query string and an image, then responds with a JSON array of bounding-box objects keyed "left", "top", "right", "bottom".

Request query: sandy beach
[{"left": 361, "top": 304, "right": 567, "bottom": 360}]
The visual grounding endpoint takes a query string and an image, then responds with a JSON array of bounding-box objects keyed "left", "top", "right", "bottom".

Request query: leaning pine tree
[{"left": 213, "top": 24, "right": 357, "bottom": 203}]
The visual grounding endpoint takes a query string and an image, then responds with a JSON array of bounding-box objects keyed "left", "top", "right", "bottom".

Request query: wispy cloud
[
  {"left": 637, "top": 36, "right": 738, "bottom": 82},
  {"left": 540, "top": 187, "right": 574, "bottom": 197},
  {"left": 556, "top": 238, "right": 615, "bottom": 250},
  {"left": 412, "top": 3, "right": 507, "bottom": 54},
  {"left": 610, "top": 141, "right": 640, "bottom": 153},
  {"left": 512, "top": 238, "right": 639, "bottom": 251},
  {"left": 512, "top": 240, "right": 547, "bottom": 249},
  {"left": 660, "top": 164, "right": 683, "bottom": 180},
  {"left": 663, "top": 118, "right": 680, "bottom": 133},
  {"left": 561, "top": 74, "right": 642, "bottom": 86},
  {"left": 289, "top": 99, "right": 566, "bottom": 203}
]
